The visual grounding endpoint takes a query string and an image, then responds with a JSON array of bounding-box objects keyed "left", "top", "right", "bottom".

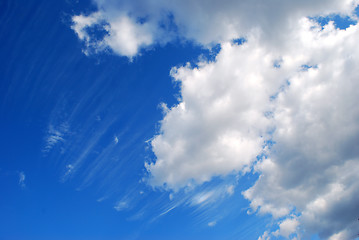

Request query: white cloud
[
  {"left": 43, "top": 123, "right": 69, "bottom": 152},
  {"left": 242, "top": 21, "right": 359, "bottom": 239},
  {"left": 226, "top": 185, "right": 235, "bottom": 196},
  {"left": 18, "top": 171, "right": 25, "bottom": 188},
  {"left": 191, "top": 191, "right": 215, "bottom": 206},
  {"left": 103, "top": 15, "right": 153, "bottom": 58},
  {"left": 149, "top": 17, "right": 359, "bottom": 240},
  {"left": 64, "top": 164, "right": 74, "bottom": 176},
  {"left": 114, "top": 201, "right": 129, "bottom": 211},
  {"left": 114, "top": 136, "right": 119, "bottom": 144},
  {"left": 208, "top": 220, "right": 217, "bottom": 227},
  {"left": 258, "top": 231, "right": 270, "bottom": 240},
  {"left": 71, "top": 0, "right": 359, "bottom": 57},
  {"left": 70, "top": 0, "right": 359, "bottom": 239},
  {"left": 147, "top": 39, "right": 282, "bottom": 189},
  {"left": 97, "top": 196, "right": 107, "bottom": 202},
  {"left": 273, "top": 217, "right": 299, "bottom": 238},
  {"left": 72, "top": 12, "right": 103, "bottom": 42},
  {"left": 72, "top": 12, "right": 154, "bottom": 58}
]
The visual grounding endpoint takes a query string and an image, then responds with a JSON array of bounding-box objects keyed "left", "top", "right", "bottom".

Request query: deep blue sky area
[{"left": 0, "top": 0, "right": 267, "bottom": 239}]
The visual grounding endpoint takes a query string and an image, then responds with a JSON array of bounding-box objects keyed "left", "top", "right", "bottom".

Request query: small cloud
[
  {"left": 65, "top": 164, "right": 74, "bottom": 176},
  {"left": 273, "top": 217, "right": 299, "bottom": 238},
  {"left": 43, "top": 123, "right": 69, "bottom": 152},
  {"left": 208, "top": 221, "right": 217, "bottom": 227},
  {"left": 114, "top": 136, "right": 119, "bottom": 144},
  {"left": 191, "top": 191, "right": 214, "bottom": 206},
  {"left": 97, "top": 196, "right": 107, "bottom": 202},
  {"left": 72, "top": 13, "right": 154, "bottom": 58},
  {"left": 18, "top": 171, "right": 25, "bottom": 188},
  {"left": 61, "top": 164, "right": 75, "bottom": 183},
  {"left": 114, "top": 201, "right": 128, "bottom": 211},
  {"left": 258, "top": 231, "right": 270, "bottom": 240},
  {"left": 226, "top": 185, "right": 235, "bottom": 196}
]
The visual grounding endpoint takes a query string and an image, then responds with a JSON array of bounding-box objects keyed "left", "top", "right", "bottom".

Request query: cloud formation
[
  {"left": 242, "top": 21, "right": 359, "bottom": 238},
  {"left": 43, "top": 123, "right": 69, "bottom": 152},
  {"left": 72, "top": 13, "right": 153, "bottom": 58},
  {"left": 147, "top": 39, "right": 279, "bottom": 188},
  {"left": 149, "top": 18, "right": 359, "bottom": 240},
  {"left": 72, "top": 0, "right": 358, "bottom": 57},
  {"left": 71, "top": 0, "right": 359, "bottom": 239}
]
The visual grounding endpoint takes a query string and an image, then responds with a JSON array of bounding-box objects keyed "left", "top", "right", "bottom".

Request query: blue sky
[{"left": 1, "top": 0, "right": 359, "bottom": 240}]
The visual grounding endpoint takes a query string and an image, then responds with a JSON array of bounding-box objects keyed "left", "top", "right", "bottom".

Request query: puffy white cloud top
[
  {"left": 72, "top": 0, "right": 358, "bottom": 56},
  {"left": 148, "top": 39, "right": 280, "bottom": 188},
  {"left": 71, "top": 0, "right": 359, "bottom": 239}
]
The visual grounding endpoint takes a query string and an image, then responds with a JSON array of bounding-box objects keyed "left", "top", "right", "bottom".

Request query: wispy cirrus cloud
[
  {"left": 114, "top": 200, "right": 129, "bottom": 212},
  {"left": 43, "top": 122, "right": 69, "bottom": 153}
]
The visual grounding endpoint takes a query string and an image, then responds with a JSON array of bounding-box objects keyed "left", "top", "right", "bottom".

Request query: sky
[{"left": 1, "top": 0, "right": 359, "bottom": 239}]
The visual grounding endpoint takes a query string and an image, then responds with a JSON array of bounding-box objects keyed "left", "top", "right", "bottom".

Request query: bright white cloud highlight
[
  {"left": 72, "top": 12, "right": 153, "bottom": 58},
  {"left": 147, "top": 39, "right": 281, "bottom": 188},
  {"left": 273, "top": 217, "right": 299, "bottom": 239}
]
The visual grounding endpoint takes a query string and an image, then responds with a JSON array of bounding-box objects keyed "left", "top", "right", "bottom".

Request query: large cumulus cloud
[
  {"left": 149, "top": 18, "right": 359, "bottom": 239},
  {"left": 147, "top": 38, "right": 284, "bottom": 188},
  {"left": 244, "top": 21, "right": 359, "bottom": 239}
]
